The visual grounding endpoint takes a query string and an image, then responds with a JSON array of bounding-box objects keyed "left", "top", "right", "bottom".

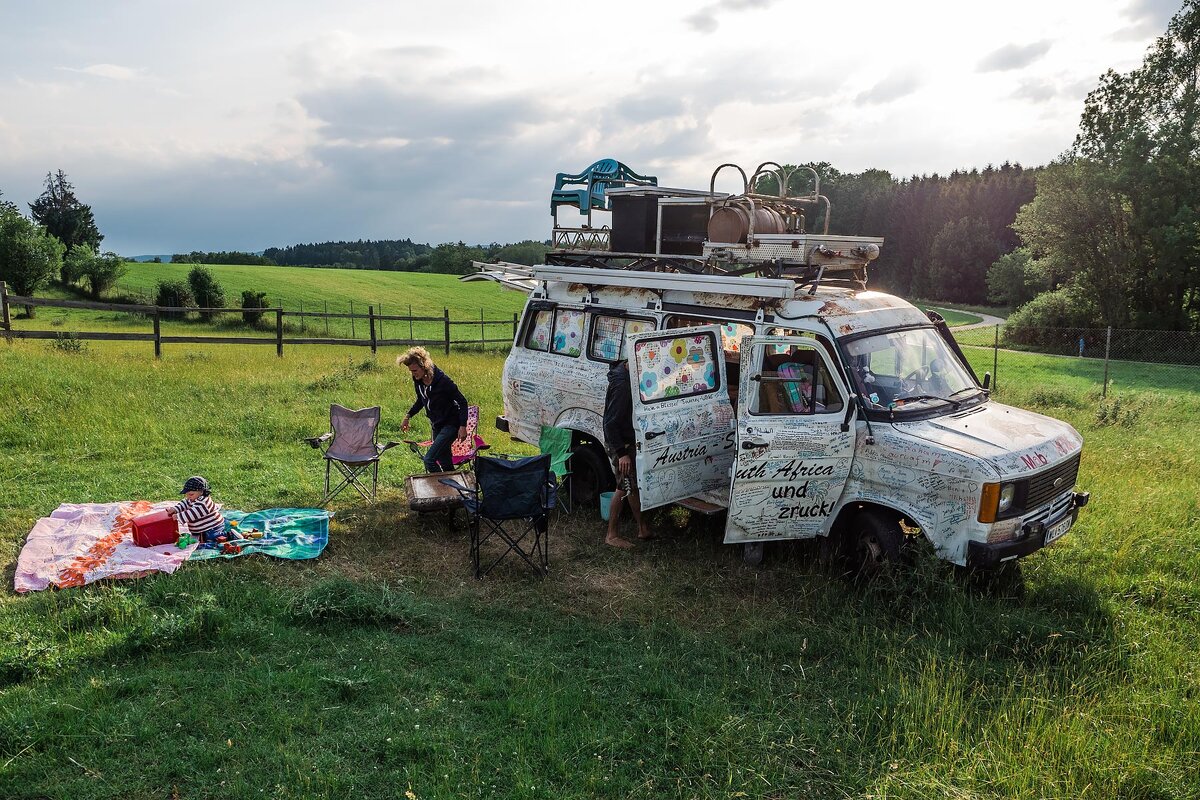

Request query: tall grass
[{"left": 0, "top": 340, "right": 1198, "bottom": 798}]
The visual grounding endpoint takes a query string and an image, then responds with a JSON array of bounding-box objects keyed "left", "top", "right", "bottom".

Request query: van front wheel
[{"left": 844, "top": 510, "right": 903, "bottom": 577}]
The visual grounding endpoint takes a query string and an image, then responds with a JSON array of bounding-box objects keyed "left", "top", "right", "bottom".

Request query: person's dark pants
[{"left": 424, "top": 424, "right": 458, "bottom": 472}]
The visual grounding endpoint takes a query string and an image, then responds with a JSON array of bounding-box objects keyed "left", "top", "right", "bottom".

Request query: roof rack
[{"left": 546, "top": 160, "right": 883, "bottom": 292}]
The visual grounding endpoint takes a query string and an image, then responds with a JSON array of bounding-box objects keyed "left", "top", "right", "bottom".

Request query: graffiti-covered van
[{"left": 476, "top": 160, "right": 1088, "bottom": 569}]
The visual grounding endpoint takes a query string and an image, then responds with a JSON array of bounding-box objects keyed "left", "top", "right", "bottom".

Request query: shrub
[
  {"left": 187, "top": 266, "right": 226, "bottom": 322},
  {"left": 155, "top": 279, "right": 194, "bottom": 319},
  {"left": 81, "top": 251, "right": 126, "bottom": 299},
  {"left": 61, "top": 245, "right": 94, "bottom": 285},
  {"left": 47, "top": 332, "right": 86, "bottom": 354},
  {"left": 240, "top": 290, "right": 269, "bottom": 326},
  {"left": 1001, "top": 286, "right": 1105, "bottom": 351}
]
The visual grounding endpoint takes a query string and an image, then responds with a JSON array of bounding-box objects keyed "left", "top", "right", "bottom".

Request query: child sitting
[{"left": 167, "top": 475, "right": 226, "bottom": 542}]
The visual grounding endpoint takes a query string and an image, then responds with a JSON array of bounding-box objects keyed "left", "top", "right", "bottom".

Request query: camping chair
[
  {"left": 538, "top": 425, "right": 573, "bottom": 513},
  {"left": 303, "top": 405, "right": 400, "bottom": 507},
  {"left": 404, "top": 404, "right": 489, "bottom": 470},
  {"left": 550, "top": 158, "right": 658, "bottom": 223},
  {"left": 441, "top": 454, "right": 553, "bottom": 579}
]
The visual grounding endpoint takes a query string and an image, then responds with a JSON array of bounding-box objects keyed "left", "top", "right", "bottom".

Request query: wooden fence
[{"left": 0, "top": 282, "right": 518, "bottom": 358}]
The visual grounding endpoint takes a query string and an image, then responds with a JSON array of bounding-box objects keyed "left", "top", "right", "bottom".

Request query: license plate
[{"left": 1045, "top": 515, "right": 1073, "bottom": 544}]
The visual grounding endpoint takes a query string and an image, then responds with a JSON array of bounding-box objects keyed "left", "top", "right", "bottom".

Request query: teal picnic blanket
[{"left": 188, "top": 508, "right": 331, "bottom": 561}]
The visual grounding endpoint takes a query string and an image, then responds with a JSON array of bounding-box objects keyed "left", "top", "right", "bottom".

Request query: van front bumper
[{"left": 967, "top": 491, "right": 1089, "bottom": 568}]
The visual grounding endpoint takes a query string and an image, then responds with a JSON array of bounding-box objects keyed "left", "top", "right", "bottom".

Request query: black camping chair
[{"left": 441, "top": 454, "right": 554, "bottom": 579}]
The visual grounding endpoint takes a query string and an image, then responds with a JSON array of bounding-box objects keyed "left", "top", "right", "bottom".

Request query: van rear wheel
[
  {"left": 843, "top": 510, "right": 904, "bottom": 577},
  {"left": 569, "top": 443, "right": 613, "bottom": 508}
]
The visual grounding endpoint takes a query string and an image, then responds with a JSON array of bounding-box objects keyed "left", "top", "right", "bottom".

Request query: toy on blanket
[{"left": 132, "top": 509, "right": 179, "bottom": 547}]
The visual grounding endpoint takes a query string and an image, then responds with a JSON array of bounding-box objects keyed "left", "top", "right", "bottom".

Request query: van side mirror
[{"left": 981, "top": 372, "right": 991, "bottom": 391}]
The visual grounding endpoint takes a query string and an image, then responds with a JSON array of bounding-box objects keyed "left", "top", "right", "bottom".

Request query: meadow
[
  {"left": 1, "top": 324, "right": 1198, "bottom": 799},
  {"left": 7, "top": 263, "right": 979, "bottom": 345},
  {"left": 7, "top": 264, "right": 529, "bottom": 344}
]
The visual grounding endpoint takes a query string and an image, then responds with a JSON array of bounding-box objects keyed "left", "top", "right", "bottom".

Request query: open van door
[
  {"left": 627, "top": 325, "right": 736, "bottom": 510},
  {"left": 724, "top": 335, "right": 856, "bottom": 543}
]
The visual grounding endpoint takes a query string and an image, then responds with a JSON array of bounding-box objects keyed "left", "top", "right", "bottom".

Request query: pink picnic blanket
[{"left": 14, "top": 501, "right": 198, "bottom": 593}]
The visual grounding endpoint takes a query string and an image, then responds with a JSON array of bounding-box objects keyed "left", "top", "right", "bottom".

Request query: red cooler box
[{"left": 132, "top": 509, "right": 178, "bottom": 547}]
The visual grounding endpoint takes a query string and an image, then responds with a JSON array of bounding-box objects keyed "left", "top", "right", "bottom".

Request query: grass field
[
  {"left": 8, "top": 265, "right": 529, "bottom": 343},
  {"left": 7, "top": 265, "right": 987, "bottom": 350},
  {"left": 1, "top": 334, "right": 1198, "bottom": 799}
]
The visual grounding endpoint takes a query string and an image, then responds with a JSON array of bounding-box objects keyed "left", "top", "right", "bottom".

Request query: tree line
[{"left": 261, "top": 238, "right": 550, "bottom": 273}]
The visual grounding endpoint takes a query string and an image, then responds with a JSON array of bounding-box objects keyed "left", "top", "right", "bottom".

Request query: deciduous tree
[{"left": 0, "top": 202, "right": 65, "bottom": 316}]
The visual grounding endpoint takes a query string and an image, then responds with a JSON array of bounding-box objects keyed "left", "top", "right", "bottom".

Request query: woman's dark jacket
[{"left": 407, "top": 367, "right": 469, "bottom": 431}]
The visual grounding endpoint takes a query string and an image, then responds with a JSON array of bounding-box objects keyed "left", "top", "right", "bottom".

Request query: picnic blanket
[
  {"left": 189, "top": 508, "right": 330, "bottom": 561},
  {"left": 14, "top": 502, "right": 331, "bottom": 593}
]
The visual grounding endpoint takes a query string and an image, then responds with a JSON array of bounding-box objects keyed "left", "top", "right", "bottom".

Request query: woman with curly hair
[{"left": 398, "top": 347, "right": 469, "bottom": 473}]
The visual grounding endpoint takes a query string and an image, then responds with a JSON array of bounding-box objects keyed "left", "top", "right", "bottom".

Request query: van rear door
[
  {"left": 627, "top": 325, "right": 736, "bottom": 510},
  {"left": 724, "top": 335, "right": 856, "bottom": 543}
]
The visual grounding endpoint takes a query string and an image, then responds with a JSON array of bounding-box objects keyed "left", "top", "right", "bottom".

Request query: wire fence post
[
  {"left": 299, "top": 300, "right": 305, "bottom": 333},
  {"left": 480, "top": 307, "right": 485, "bottom": 346},
  {"left": 324, "top": 300, "right": 329, "bottom": 336},
  {"left": 276, "top": 308, "right": 284, "bottom": 357},
  {"left": 444, "top": 308, "right": 451, "bottom": 355},
  {"left": 0, "top": 281, "right": 10, "bottom": 332},
  {"left": 369, "top": 305, "right": 377, "bottom": 355},
  {"left": 408, "top": 304, "right": 413, "bottom": 342},
  {"left": 350, "top": 300, "right": 356, "bottom": 339},
  {"left": 993, "top": 324, "right": 999, "bottom": 393},
  {"left": 153, "top": 309, "right": 161, "bottom": 359},
  {"left": 1102, "top": 325, "right": 1112, "bottom": 398}
]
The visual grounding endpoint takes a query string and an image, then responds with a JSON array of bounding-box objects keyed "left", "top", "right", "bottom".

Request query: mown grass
[{"left": 1, "top": 335, "right": 1199, "bottom": 797}]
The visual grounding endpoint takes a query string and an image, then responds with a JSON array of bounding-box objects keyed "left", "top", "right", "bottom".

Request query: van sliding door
[{"left": 626, "top": 325, "right": 736, "bottom": 510}]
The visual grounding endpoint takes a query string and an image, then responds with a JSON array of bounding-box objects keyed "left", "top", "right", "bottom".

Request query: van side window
[
  {"left": 524, "top": 309, "right": 552, "bottom": 352},
  {"left": 524, "top": 308, "right": 585, "bottom": 357},
  {"left": 666, "top": 316, "right": 754, "bottom": 357},
  {"left": 550, "top": 309, "right": 585, "bottom": 356},
  {"left": 753, "top": 343, "right": 844, "bottom": 415},
  {"left": 632, "top": 331, "right": 721, "bottom": 403},
  {"left": 590, "top": 315, "right": 656, "bottom": 361}
]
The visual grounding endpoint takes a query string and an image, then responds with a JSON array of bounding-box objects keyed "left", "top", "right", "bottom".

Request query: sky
[{"left": 0, "top": 0, "right": 1182, "bottom": 255}]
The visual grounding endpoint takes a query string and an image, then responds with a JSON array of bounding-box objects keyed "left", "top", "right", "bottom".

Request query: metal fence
[{"left": 955, "top": 324, "right": 1200, "bottom": 398}]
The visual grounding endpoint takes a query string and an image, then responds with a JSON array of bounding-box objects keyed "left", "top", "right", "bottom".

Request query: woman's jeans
[{"left": 424, "top": 424, "right": 458, "bottom": 472}]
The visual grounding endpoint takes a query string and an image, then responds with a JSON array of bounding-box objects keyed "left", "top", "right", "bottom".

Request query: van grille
[{"left": 1025, "top": 454, "right": 1081, "bottom": 511}]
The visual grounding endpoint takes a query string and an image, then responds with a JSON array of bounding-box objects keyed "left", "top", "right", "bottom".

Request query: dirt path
[{"left": 933, "top": 307, "right": 1006, "bottom": 329}]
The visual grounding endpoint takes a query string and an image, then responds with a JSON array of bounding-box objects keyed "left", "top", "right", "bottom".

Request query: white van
[{"left": 477, "top": 163, "right": 1088, "bottom": 569}]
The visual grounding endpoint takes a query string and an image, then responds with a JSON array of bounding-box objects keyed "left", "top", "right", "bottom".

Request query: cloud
[
  {"left": 855, "top": 72, "right": 921, "bottom": 105},
  {"left": 977, "top": 41, "right": 1052, "bottom": 72},
  {"left": 1117, "top": 0, "right": 1178, "bottom": 38},
  {"left": 1011, "top": 78, "right": 1058, "bottom": 103},
  {"left": 60, "top": 63, "right": 142, "bottom": 81},
  {"left": 685, "top": 0, "right": 775, "bottom": 33}
]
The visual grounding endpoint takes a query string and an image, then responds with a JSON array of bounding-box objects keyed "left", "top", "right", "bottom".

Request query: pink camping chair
[
  {"left": 405, "top": 405, "right": 489, "bottom": 469},
  {"left": 303, "top": 404, "right": 401, "bottom": 506}
]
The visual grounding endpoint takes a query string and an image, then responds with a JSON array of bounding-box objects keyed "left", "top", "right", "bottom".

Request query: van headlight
[
  {"left": 998, "top": 483, "right": 1016, "bottom": 514},
  {"left": 979, "top": 482, "right": 1019, "bottom": 523}
]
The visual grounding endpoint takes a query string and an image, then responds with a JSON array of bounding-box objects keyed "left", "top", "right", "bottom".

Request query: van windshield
[{"left": 844, "top": 328, "right": 981, "bottom": 413}]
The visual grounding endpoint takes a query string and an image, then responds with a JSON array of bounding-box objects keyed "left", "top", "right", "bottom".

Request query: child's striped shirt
[{"left": 172, "top": 495, "right": 225, "bottom": 535}]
